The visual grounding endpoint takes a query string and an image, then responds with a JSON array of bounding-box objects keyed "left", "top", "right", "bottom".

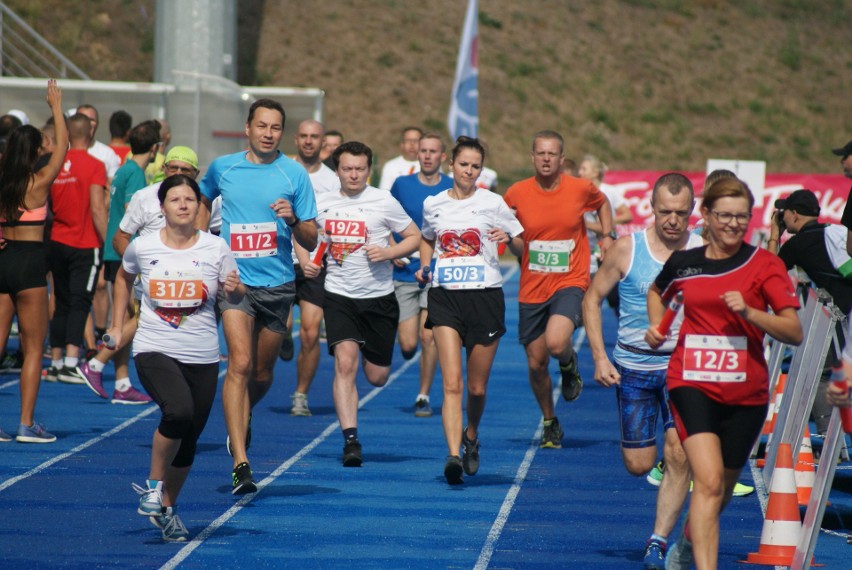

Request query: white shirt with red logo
[{"left": 316, "top": 185, "right": 413, "bottom": 298}]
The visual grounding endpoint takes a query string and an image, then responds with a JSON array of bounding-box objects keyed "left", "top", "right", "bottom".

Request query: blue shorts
[{"left": 614, "top": 363, "right": 673, "bottom": 449}]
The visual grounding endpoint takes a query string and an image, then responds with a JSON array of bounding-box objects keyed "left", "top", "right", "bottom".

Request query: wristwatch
[
  {"left": 604, "top": 230, "right": 618, "bottom": 240},
  {"left": 286, "top": 215, "right": 300, "bottom": 227}
]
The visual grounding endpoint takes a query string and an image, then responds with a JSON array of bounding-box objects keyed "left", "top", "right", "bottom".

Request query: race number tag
[
  {"left": 325, "top": 219, "right": 367, "bottom": 244},
  {"left": 230, "top": 222, "right": 277, "bottom": 258},
  {"left": 528, "top": 239, "right": 573, "bottom": 273},
  {"left": 149, "top": 267, "right": 204, "bottom": 309},
  {"left": 435, "top": 256, "right": 485, "bottom": 290},
  {"left": 683, "top": 334, "right": 748, "bottom": 382}
]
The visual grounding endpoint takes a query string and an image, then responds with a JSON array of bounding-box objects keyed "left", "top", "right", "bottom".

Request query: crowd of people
[{"left": 1, "top": 81, "right": 851, "bottom": 568}]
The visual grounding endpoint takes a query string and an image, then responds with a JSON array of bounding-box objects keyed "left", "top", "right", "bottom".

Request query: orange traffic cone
[
  {"left": 745, "top": 442, "right": 809, "bottom": 566},
  {"left": 757, "top": 374, "right": 787, "bottom": 468},
  {"left": 795, "top": 425, "right": 816, "bottom": 506}
]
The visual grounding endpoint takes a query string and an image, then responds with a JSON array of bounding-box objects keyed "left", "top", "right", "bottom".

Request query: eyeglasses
[
  {"left": 164, "top": 163, "right": 196, "bottom": 175},
  {"left": 710, "top": 210, "right": 751, "bottom": 225}
]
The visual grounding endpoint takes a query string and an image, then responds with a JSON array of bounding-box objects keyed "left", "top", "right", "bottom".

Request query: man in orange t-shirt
[{"left": 504, "top": 130, "right": 614, "bottom": 449}]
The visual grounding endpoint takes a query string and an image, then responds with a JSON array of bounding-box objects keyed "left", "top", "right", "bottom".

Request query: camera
[{"left": 774, "top": 210, "right": 786, "bottom": 232}]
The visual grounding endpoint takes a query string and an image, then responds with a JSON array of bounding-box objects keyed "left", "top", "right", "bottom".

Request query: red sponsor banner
[{"left": 605, "top": 171, "right": 850, "bottom": 241}]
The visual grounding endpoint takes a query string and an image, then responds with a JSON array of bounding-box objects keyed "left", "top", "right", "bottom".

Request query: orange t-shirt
[{"left": 504, "top": 174, "right": 606, "bottom": 303}]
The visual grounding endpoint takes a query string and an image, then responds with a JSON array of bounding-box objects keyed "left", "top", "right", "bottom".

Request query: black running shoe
[
  {"left": 444, "top": 455, "right": 463, "bottom": 485},
  {"left": 560, "top": 351, "right": 583, "bottom": 402},
  {"left": 461, "top": 429, "right": 480, "bottom": 476},
  {"left": 342, "top": 438, "right": 362, "bottom": 467},
  {"left": 540, "top": 417, "right": 564, "bottom": 449},
  {"left": 231, "top": 462, "right": 257, "bottom": 495}
]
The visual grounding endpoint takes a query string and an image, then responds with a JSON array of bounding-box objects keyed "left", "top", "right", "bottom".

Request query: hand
[
  {"left": 223, "top": 269, "right": 241, "bottom": 294},
  {"left": 303, "top": 261, "right": 321, "bottom": 279},
  {"left": 363, "top": 244, "right": 388, "bottom": 263},
  {"left": 827, "top": 378, "right": 852, "bottom": 408},
  {"left": 599, "top": 235, "right": 614, "bottom": 260},
  {"left": 46, "top": 79, "right": 62, "bottom": 110},
  {"left": 720, "top": 291, "right": 750, "bottom": 319},
  {"left": 103, "top": 327, "right": 122, "bottom": 350},
  {"left": 270, "top": 198, "right": 296, "bottom": 225},
  {"left": 644, "top": 325, "right": 666, "bottom": 349},
  {"left": 593, "top": 358, "right": 621, "bottom": 388},
  {"left": 392, "top": 258, "right": 408, "bottom": 268},
  {"left": 486, "top": 227, "right": 511, "bottom": 244}
]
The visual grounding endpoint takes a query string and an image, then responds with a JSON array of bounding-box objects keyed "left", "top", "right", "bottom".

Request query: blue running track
[{"left": 1, "top": 266, "right": 850, "bottom": 568}]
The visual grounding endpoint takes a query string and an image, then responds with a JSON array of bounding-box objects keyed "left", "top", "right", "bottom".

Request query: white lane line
[
  {"left": 475, "top": 310, "right": 586, "bottom": 569},
  {"left": 0, "top": 378, "right": 20, "bottom": 390},
  {"left": 0, "top": 367, "right": 228, "bottom": 493},
  {"left": 160, "top": 354, "right": 420, "bottom": 570}
]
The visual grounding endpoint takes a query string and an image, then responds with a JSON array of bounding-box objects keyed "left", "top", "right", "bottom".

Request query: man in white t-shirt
[
  {"left": 76, "top": 104, "right": 122, "bottom": 181},
  {"left": 378, "top": 126, "right": 422, "bottom": 190},
  {"left": 284, "top": 119, "right": 341, "bottom": 416},
  {"left": 317, "top": 141, "right": 420, "bottom": 467}
]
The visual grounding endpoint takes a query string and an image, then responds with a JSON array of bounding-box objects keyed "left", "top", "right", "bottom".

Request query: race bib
[
  {"left": 435, "top": 256, "right": 485, "bottom": 290},
  {"left": 528, "top": 239, "right": 573, "bottom": 273},
  {"left": 230, "top": 222, "right": 277, "bottom": 258},
  {"left": 326, "top": 218, "right": 367, "bottom": 264},
  {"left": 683, "top": 334, "right": 748, "bottom": 382},
  {"left": 149, "top": 267, "right": 204, "bottom": 309}
]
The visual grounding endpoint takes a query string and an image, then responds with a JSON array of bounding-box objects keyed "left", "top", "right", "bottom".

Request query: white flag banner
[{"left": 447, "top": 0, "right": 478, "bottom": 140}]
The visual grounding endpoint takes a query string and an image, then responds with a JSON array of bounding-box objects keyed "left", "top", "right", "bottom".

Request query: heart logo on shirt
[
  {"left": 153, "top": 283, "right": 209, "bottom": 329},
  {"left": 329, "top": 242, "right": 364, "bottom": 265},
  {"left": 439, "top": 228, "right": 481, "bottom": 257}
]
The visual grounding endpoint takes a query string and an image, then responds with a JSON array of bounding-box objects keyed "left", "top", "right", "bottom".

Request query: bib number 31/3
[{"left": 683, "top": 334, "right": 747, "bottom": 382}]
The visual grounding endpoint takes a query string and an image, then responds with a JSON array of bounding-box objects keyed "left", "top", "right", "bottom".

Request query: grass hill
[{"left": 7, "top": 0, "right": 851, "bottom": 186}]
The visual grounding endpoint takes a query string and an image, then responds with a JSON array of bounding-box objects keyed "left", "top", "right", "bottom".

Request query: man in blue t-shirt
[
  {"left": 199, "top": 99, "right": 318, "bottom": 495},
  {"left": 389, "top": 133, "right": 452, "bottom": 417}
]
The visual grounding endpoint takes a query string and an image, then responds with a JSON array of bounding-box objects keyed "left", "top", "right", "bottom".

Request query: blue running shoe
[
  {"left": 16, "top": 422, "right": 56, "bottom": 443},
  {"left": 132, "top": 480, "right": 163, "bottom": 517},
  {"left": 643, "top": 537, "right": 666, "bottom": 569}
]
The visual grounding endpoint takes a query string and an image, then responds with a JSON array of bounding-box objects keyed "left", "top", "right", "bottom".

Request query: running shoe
[
  {"left": 112, "top": 386, "right": 152, "bottom": 405},
  {"left": 232, "top": 462, "right": 257, "bottom": 495},
  {"left": 79, "top": 361, "right": 108, "bottom": 399},
  {"left": 647, "top": 460, "right": 665, "bottom": 486},
  {"left": 559, "top": 351, "right": 583, "bottom": 401},
  {"left": 342, "top": 437, "right": 363, "bottom": 467},
  {"left": 643, "top": 537, "right": 666, "bottom": 569},
  {"left": 279, "top": 332, "right": 295, "bottom": 362},
  {"left": 57, "top": 365, "right": 86, "bottom": 384},
  {"left": 160, "top": 506, "right": 189, "bottom": 542},
  {"left": 43, "top": 366, "right": 59, "bottom": 383},
  {"left": 0, "top": 428, "right": 12, "bottom": 442},
  {"left": 132, "top": 481, "right": 163, "bottom": 517},
  {"left": 226, "top": 413, "right": 252, "bottom": 457},
  {"left": 444, "top": 455, "right": 463, "bottom": 485},
  {"left": 0, "top": 351, "right": 23, "bottom": 373},
  {"left": 462, "top": 429, "right": 480, "bottom": 476},
  {"left": 16, "top": 422, "right": 56, "bottom": 443},
  {"left": 665, "top": 534, "right": 693, "bottom": 570},
  {"left": 290, "top": 392, "right": 311, "bottom": 416},
  {"left": 413, "top": 397, "right": 433, "bottom": 418},
  {"left": 540, "top": 417, "right": 563, "bottom": 449}
]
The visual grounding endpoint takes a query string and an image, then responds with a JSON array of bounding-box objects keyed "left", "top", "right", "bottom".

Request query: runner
[
  {"left": 645, "top": 177, "right": 802, "bottom": 569},
  {"left": 316, "top": 141, "right": 420, "bottom": 467},
  {"left": 108, "top": 174, "right": 244, "bottom": 542},
  {"left": 199, "top": 98, "right": 318, "bottom": 494},
  {"left": 417, "top": 136, "right": 522, "bottom": 484},
  {"left": 503, "top": 130, "right": 614, "bottom": 448}
]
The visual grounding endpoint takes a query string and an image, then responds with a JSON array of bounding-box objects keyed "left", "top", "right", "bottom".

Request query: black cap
[
  {"left": 832, "top": 140, "right": 852, "bottom": 158},
  {"left": 774, "top": 189, "right": 820, "bottom": 216}
]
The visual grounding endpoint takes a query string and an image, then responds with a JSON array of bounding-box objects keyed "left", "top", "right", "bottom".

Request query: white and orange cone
[
  {"left": 794, "top": 425, "right": 817, "bottom": 507},
  {"left": 757, "top": 373, "right": 787, "bottom": 468},
  {"left": 745, "top": 442, "right": 810, "bottom": 566}
]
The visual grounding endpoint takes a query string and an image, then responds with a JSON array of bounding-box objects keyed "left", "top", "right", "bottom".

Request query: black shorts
[
  {"left": 294, "top": 263, "right": 326, "bottom": 307},
  {"left": 0, "top": 240, "right": 47, "bottom": 294},
  {"left": 102, "top": 260, "right": 122, "bottom": 284},
  {"left": 518, "top": 286, "right": 583, "bottom": 345},
  {"left": 426, "top": 287, "right": 505, "bottom": 351},
  {"left": 323, "top": 290, "right": 399, "bottom": 367},
  {"left": 669, "top": 386, "right": 767, "bottom": 470}
]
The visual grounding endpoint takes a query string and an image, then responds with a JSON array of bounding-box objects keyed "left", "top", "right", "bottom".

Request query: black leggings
[
  {"left": 134, "top": 352, "right": 219, "bottom": 468},
  {"left": 47, "top": 241, "right": 99, "bottom": 348}
]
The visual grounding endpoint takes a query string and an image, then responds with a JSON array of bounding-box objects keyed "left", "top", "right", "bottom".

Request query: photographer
[{"left": 768, "top": 189, "right": 852, "bottom": 434}]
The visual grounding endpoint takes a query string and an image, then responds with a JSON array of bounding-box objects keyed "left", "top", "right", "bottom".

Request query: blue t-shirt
[
  {"left": 200, "top": 151, "right": 317, "bottom": 287},
  {"left": 390, "top": 172, "right": 452, "bottom": 282},
  {"left": 105, "top": 160, "right": 147, "bottom": 262}
]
